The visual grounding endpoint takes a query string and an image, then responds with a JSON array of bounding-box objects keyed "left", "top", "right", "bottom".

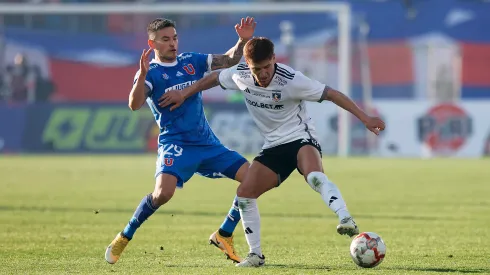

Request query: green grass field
[{"left": 0, "top": 155, "right": 489, "bottom": 274}]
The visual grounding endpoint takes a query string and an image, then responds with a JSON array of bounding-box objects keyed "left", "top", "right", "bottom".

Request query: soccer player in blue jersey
[{"left": 105, "top": 17, "right": 256, "bottom": 264}]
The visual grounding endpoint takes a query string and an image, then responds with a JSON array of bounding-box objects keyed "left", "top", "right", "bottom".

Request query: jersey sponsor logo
[
  {"left": 238, "top": 71, "right": 251, "bottom": 79},
  {"left": 272, "top": 92, "right": 282, "bottom": 102},
  {"left": 182, "top": 64, "right": 195, "bottom": 75},
  {"left": 164, "top": 80, "right": 197, "bottom": 92},
  {"left": 273, "top": 75, "right": 287, "bottom": 86},
  {"left": 180, "top": 54, "right": 192, "bottom": 60},
  {"left": 252, "top": 92, "right": 270, "bottom": 99},
  {"left": 245, "top": 98, "right": 284, "bottom": 110}
]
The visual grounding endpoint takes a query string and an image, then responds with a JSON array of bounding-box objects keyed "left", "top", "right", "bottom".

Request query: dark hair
[
  {"left": 244, "top": 37, "right": 275, "bottom": 63},
  {"left": 147, "top": 18, "right": 176, "bottom": 39}
]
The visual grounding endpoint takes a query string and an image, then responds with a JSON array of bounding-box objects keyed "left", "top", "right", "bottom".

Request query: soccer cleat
[
  {"left": 209, "top": 231, "right": 241, "bottom": 263},
  {"left": 105, "top": 232, "right": 130, "bottom": 264},
  {"left": 336, "top": 217, "right": 359, "bottom": 237},
  {"left": 235, "top": 253, "right": 265, "bottom": 267}
]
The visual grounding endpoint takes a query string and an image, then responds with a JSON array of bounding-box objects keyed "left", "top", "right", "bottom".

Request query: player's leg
[
  {"left": 234, "top": 161, "right": 278, "bottom": 267},
  {"left": 105, "top": 144, "right": 197, "bottom": 264},
  {"left": 105, "top": 173, "right": 179, "bottom": 264},
  {"left": 203, "top": 151, "right": 249, "bottom": 237},
  {"left": 296, "top": 142, "right": 359, "bottom": 237},
  {"left": 196, "top": 147, "right": 249, "bottom": 263},
  {"left": 122, "top": 173, "right": 178, "bottom": 238},
  {"left": 235, "top": 145, "right": 297, "bottom": 267}
]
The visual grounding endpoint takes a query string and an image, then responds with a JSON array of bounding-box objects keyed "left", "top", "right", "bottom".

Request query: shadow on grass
[
  {"left": 386, "top": 267, "right": 489, "bottom": 273},
  {"left": 265, "top": 264, "right": 331, "bottom": 270},
  {"left": 161, "top": 263, "right": 331, "bottom": 270},
  {"left": 0, "top": 205, "right": 459, "bottom": 221}
]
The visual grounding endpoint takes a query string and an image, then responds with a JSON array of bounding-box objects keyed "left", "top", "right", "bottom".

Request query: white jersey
[{"left": 219, "top": 62, "right": 326, "bottom": 149}]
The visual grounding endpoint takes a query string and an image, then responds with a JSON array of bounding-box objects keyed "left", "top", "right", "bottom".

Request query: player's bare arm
[
  {"left": 129, "top": 49, "right": 152, "bottom": 111},
  {"left": 322, "top": 87, "right": 386, "bottom": 135},
  {"left": 210, "top": 17, "right": 256, "bottom": 70},
  {"left": 158, "top": 71, "right": 221, "bottom": 111}
]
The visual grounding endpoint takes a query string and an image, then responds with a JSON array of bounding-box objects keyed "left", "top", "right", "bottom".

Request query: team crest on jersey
[
  {"left": 182, "top": 64, "right": 195, "bottom": 75},
  {"left": 272, "top": 92, "right": 282, "bottom": 102},
  {"left": 164, "top": 157, "right": 174, "bottom": 166},
  {"left": 162, "top": 73, "right": 169, "bottom": 80}
]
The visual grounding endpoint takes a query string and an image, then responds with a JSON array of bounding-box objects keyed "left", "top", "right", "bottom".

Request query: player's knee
[
  {"left": 236, "top": 183, "right": 260, "bottom": 199},
  {"left": 306, "top": 171, "right": 326, "bottom": 193},
  {"left": 152, "top": 188, "right": 175, "bottom": 207},
  {"left": 152, "top": 173, "right": 178, "bottom": 206}
]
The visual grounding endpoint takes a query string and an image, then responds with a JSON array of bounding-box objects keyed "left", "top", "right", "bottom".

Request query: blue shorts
[{"left": 155, "top": 143, "right": 248, "bottom": 188}]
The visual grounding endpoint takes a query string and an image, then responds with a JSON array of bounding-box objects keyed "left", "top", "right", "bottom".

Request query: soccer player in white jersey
[{"left": 159, "top": 37, "right": 386, "bottom": 267}]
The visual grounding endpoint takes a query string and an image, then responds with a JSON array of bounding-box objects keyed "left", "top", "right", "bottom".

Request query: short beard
[{"left": 158, "top": 53, "right": 176, "bottom": 63}]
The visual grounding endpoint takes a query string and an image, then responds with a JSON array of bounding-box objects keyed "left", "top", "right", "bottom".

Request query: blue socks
[
  {"left": 218, "top": 196, "right": 241, "bottom": 237},
  {"left": 122, "top": 194, "right": 241, "bottom": 240},
  {"left": 122, "top": 194, "right": 159, "bottom": 239}
]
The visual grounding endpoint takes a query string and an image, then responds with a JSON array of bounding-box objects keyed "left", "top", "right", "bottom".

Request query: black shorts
[{"left": 254, "top": 138, "right": 322, "bottom": 185}]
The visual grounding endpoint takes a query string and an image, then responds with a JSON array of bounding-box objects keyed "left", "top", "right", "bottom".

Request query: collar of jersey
[{"left": 150, "top": 59, "right": 178, "bottom": 67}]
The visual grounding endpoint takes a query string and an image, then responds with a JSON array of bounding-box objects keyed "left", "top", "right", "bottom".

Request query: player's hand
[
  {"left": 140, "top": 48, "right": 152, "bottom": 75},
  {"left": 158, "top": 89, "right": 185, "bottom": 111},
  {"left": 364, "top": 116, "right": 386, "bottom": 136},
  {"left": 235, "top": 17, "right": 256, "bottom": 41}
]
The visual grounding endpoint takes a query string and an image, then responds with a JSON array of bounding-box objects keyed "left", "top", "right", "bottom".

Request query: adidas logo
[
  {"left": 245, "top": 227, "right": 253, "bottom": 234},
  {"left": 329, "top": 196, "right": 338, "bottom": 206},
  {"left": 176, "top": 71, "right": 184, "bottom": 77}
]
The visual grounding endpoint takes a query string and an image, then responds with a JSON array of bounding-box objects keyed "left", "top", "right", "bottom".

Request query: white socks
[
  {"left": 306, "top": 171, "right": 351, "bottom": 221},
  {"left": 236, "top": 172, "right": 348, "bottom": 257},
  {"left": 237, "top": 197, "right": 262, "bottom": 256}
]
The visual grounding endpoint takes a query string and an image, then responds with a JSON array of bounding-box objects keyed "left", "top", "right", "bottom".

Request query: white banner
[{"left": 307, "top": 100, "right": 490, "bottom": 158}]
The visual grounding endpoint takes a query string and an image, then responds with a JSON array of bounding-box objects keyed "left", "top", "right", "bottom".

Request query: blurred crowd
[
  {"left": 0, "top": 53, "right": 55, "bottom": 103},
  {"left": 0, "top": 0, "right": 325, "bottom": 103},
  {"left": 0, "top": 0, "right": 265, "bottom": 34},
  {"left": 0, "top": 0, "right": 425, "bottom": 40}
]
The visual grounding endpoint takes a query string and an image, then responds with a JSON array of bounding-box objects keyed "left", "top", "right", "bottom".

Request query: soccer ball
[{"left": 350, "top": 232, "right": 386, "bottom": 268}]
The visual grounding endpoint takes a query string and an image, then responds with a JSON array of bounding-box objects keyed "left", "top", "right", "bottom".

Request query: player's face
[
  {"left": 149, "top": 27, "right": 179, "bottom": 62},
  {"left": 247, "top": 55, "right": 276, "bottom": 87}
]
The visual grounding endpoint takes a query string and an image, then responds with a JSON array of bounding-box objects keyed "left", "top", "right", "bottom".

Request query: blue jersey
[{"left": 134, "top": 52, "right": 220, "bottom": 147}]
